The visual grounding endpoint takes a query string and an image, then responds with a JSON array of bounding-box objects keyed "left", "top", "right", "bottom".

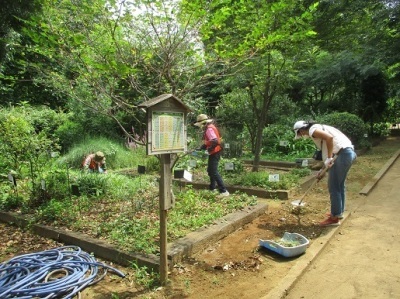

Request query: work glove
[{"left": 324, "top": 157, "right": 334, "bottom": 168}]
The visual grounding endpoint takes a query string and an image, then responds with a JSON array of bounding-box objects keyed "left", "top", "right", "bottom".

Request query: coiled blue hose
[{"left": 0, "top": 245, "right": 125, "bottom": 299}]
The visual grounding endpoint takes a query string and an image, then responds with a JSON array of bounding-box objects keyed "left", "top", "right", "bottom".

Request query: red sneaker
[
  {"left": 325, "top": 212, "right": 344, "bottom": 219},
  {"left": 319, "top": 216, "right": 340, "bottom": 227}
]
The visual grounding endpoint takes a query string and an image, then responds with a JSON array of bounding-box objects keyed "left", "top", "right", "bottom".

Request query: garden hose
[{"left": 0, "top": 245, "right": 125, "bottom": 299}]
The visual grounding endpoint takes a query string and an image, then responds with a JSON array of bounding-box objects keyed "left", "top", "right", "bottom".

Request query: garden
[
  {"left": 0, "top": 107, "right": 376, "bottom": 254},
  {"left": 0, "top": 104, "right": 382, "bottom": 257},
  {"left": 0, "top": 106, "right": 316, "bottom": 256},
  {"left": 1, "top": 0, "right": 400, "bottom": 296}
]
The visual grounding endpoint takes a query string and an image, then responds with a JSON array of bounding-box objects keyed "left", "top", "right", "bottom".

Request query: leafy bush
[
  {"left": 372, "top": 122, "right": 391, "bottom": 138},
  {"left": 0, "top": 184, "right": 24, "bottom": 210},
  {"left": 318, "top": 112, "right": 369, "bottom": 149},
  {"left": 37, "top": 199, "right": 76, "bottom": 223},
  {"left": 0, "top": 106, "right": 60, "bottom": 193},
  {"left": 74, "top": 172, "right": 109, "bottom": 197},
  {"left": 54, "top": 119, "right": 85, "bottom": 151},
  {"left": 219, "top": 158, "right": 244, "bottom": 176},
  {"left": 230, "top": 170, "right": 302, "bottom": 190},
  {"left": 261, "top": 123, "right": 315, "bottom": 159}
]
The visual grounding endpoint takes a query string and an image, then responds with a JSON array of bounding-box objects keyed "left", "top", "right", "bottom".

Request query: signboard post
[{"left": 139, "top": 94, "right": 191, "bottom": 284}]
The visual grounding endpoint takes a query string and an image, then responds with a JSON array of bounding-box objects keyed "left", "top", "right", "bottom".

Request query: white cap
[{"left": 293, "top": 121, "right": 308, "bottom": 139}]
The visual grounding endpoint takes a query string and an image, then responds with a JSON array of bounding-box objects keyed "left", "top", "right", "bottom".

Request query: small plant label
[
  {"left": 224, "top": 143, "right": 230, "bottom": 149},
  {"left": 301, "top": 159, "right": 308, "bottom": 167},
  {"left": 183, "top": 170, "right": 192, "bottom": 182},
  {"left": 269, "top": 174, "right": 280, "bottom": 182},
  {"left": 224, "top": 162, "right": 234, "bottom": 170},
  {"left": 279, "top": 140, "right": 289, "bottom": 147},
  {"left": 8, "top": 173, "right": 16, "bottom": 186}
]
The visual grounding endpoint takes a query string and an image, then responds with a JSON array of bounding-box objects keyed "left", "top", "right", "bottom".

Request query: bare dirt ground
[{"left": 1, "top": 136, "right": 399, "bottom": 299}]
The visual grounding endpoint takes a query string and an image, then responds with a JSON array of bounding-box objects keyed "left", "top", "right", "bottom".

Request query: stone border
[{"left": 359, "top": 149, "right": 400, "bottom": 195}]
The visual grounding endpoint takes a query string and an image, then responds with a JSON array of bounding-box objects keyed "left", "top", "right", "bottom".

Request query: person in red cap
[{"left": 194, "top": 114, "right": 229, "bottom": 197}]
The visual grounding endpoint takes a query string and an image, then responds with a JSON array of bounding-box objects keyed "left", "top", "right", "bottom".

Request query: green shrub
[
  {"left": 230, "top": 169, "right": 307, "bottom": 190},
  {"left": 262, "top": 123, "right": 315, "bottom": 159},
  {"left": 43, "top": 167, "right": 71, "bottom": 201},
  {"left": 37, "top": 199, "right": 75, "bottom": 223},
  {"left": 372, "top": 122, "right": 391, "bottom": 138},
  {"left": 145, "top": 155, "right": 160, "bottom": 172},
  {"left": 318, "top": 112, "right": 369, "bottom": 149},
  {"left": 219, "top": 158, "right": 244, "bottom": 176},
  {"left": 0, "top": 184, "right": 24, "bottom": 210},
  {"left": 74, "top": 172, "right": 109, "bottom": 197},
  {"left": 54, "top": 119, "right": 85, "bottom": 151}
]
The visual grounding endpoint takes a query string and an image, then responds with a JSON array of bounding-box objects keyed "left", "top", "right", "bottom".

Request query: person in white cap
[
  {"left": 194, "top": 114, "right": 229, "bottom": 197},
  {"left": 293, "top": 120, "right": 356, "bottom": 226}
]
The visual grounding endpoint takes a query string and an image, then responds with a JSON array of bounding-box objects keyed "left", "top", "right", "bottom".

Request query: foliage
[
  {"left": 36, "top": 199, "right": 75, "bottom": 223},
  {"left": 169, "top": 188, "right": 257, "bottom": 239},
  {"left": 0, "top": 106, "right": 60, "bottom": 179},
  {"left": 261, "top": 122, "right": 315, "bottom": 160},
  {"left": 180, "top": 0, "right": 320, "bottom": 170},
  {"left": 130, "top": 263, "right": 160, "bottom": 290},
  {"left": 360, "top": 69, "right": 388, "bottom": 134},
  {"left": 318, "top": 112, "right": 369, "bottom": 149},
  {"left": 372, "top": 123, "right": 391, "bottom": 138},
  {"left": 219, "top": 158, "right": 244, "bottom": 176},
  {"left": 15, "top": 0, "right": 216, "bottom": 145},
  {"left": 0, "top": 184, "right": 24, "bottom": 210},
  {"left": 0, "top": 0, "right": 42, "bottom": 60},
  {"left": 54, "top": 109, "right": 120, "bottom": 152},
  {"left": 229, "top": 168, "right": 310, "bottom": 190}
]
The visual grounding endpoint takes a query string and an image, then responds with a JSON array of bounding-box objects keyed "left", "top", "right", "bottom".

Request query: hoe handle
[{"left": 297, "top": 155, "right": 339, "bottom": 205}]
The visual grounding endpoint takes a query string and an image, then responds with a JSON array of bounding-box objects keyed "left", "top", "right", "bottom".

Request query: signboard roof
[{"left": 138, "top": 94, "right": 192, "bottom": 112}]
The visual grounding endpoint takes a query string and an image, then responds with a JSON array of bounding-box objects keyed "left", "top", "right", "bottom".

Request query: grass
[{"left": 20, "top": 170, "right": 258, "bottom": 254}]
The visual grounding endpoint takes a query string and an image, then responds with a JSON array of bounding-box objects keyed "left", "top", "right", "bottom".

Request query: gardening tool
[{"left": 291, "top": 155, "right": 338, "bottom": 207}]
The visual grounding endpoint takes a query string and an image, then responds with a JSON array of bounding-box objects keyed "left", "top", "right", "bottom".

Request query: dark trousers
[{"left": 207, "top": 152, "right": 227, "bottom": 193}]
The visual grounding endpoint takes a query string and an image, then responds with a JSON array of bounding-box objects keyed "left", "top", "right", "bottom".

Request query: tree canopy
[{"left": 0, "top": 0, "right": 399, "bottom": 159}]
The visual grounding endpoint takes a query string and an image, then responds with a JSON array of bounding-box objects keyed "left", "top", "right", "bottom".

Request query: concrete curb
[
  {"left": 359, "top": 149, "right": 400, "bottom": 195},
  {"left": 167, "top": 203, "right": 268, "bottom": 264},
  {"left": 260, "top": 148, "right": 400, "bottom": 299}
]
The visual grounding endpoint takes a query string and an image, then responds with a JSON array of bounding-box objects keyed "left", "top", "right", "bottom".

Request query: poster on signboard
[{"left": 151, "top": 111, "right": 185, "bottom": 154}]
